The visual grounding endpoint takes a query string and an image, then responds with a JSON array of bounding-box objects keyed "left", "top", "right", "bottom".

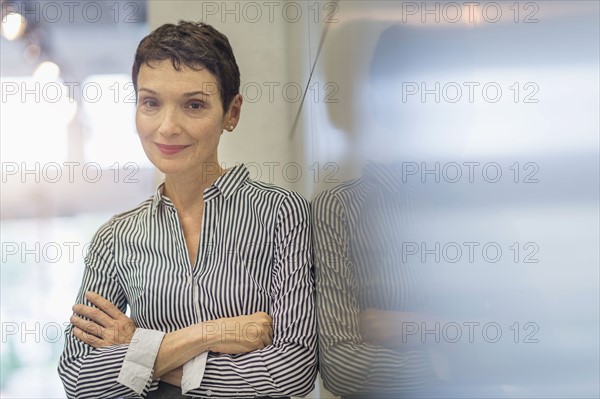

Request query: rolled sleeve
[
  {"left": 181, "top": 352, "right": 208, "bottom": 394},
  {"left": 116, "top": 328, "right": 166, "bottom": 394}
]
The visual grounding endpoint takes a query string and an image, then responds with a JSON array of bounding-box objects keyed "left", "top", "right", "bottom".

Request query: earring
[{"left": 229, "top": 125, "right": 234, "bottom": 131}]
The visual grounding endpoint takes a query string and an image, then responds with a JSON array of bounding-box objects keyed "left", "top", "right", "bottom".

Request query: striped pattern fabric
[
  {"left": 312, "top": 162, "right": 436, "bottom": 398},
  {"left": 58, "top": 163, "right": 317, "bottom": 398}
]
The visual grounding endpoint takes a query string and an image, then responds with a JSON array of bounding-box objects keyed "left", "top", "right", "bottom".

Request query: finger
[
  {"left": 262, "top": 319, "right": 273, "bottom": 339},
  {"left": 73, "top": 326, "right": 105, "bottom": 348},
  {"left": 71, "top": 315, "right": 104, "bottom": 338},
  {"left": 262, "top": 324, "right": 273, "bottom": 347},
  {"left": 86, "top": 291, "right": 125, "bottom": 319},
  {"left": 268, "top": 330, "right": 273, "bottom": 345},
  {"left": 72, "top": 303, "right": 113, "bottom": 328}
]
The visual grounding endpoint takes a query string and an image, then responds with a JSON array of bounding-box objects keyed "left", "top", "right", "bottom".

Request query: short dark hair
[{"left": 131, "top": 20, "right": 240, "bottom": 112}]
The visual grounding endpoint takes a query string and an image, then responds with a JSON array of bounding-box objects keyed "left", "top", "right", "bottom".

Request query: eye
[
  {"left": 187, "top": 101, "right": 204, "bottom": 110},
  {"left": 140, "top": 98, "right": 159, "bottom": 108}
]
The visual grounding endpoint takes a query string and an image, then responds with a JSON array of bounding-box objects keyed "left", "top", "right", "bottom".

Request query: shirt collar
[{"left": 150, "top": 163, "right": 250, "bottom": 215}]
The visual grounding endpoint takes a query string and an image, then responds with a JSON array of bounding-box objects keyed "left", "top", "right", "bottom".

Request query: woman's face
[{"left": 135, "top": 59, "right": 239, "bottom": 178}]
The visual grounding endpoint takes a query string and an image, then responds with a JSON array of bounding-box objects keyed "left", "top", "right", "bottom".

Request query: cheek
[
  {"left": 194, "top": 118, "right": 223, "bottom": 138},
  {"left": 135, "top": 112, "right": 152, "bottom": 138}
]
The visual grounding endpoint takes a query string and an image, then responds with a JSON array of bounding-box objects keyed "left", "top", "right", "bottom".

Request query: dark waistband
[{"left": 146, "top": 381, "right": 290, "bottom": 399}]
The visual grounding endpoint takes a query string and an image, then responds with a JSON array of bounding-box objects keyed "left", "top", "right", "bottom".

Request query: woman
[{"left": 58, "top": 21, "right": 317, "bottom": 399}]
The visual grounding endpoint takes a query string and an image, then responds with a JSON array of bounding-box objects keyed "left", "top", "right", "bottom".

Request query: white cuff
[
  {"left": 116, "top": 328, "right": 166, "bottom": 394},
  {"left": 181, "top": 351, "right": 208, "bottom": 394}
]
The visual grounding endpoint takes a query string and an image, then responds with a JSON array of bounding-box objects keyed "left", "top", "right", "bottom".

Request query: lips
[{"left": 155, "top": 143, "right": 190, "bottom": 155}]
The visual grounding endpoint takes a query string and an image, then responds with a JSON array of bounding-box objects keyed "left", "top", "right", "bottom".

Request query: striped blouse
[
  {"left": 312, "top": 162, "right": 436, "bottom": 398},
  {"left": 58, "top": 163, "right": 317, "bottom": 398}
]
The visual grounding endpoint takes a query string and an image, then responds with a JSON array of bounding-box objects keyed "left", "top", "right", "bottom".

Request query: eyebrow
[{"left": 137, "top": 88, "right": 212, "bottom": 97}]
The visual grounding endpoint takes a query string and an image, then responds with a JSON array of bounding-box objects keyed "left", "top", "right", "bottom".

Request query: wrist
[
  {"left": 196, "top": 320, "right": 220, "bottom": 352},
  {"left": 152, "top": 325, "right": 210, "bottom": 379}
]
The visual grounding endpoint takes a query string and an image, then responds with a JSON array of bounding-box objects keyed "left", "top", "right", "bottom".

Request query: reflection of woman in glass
[
  {"left": 58, "top": 21, "right": 317, "bottom": 398},
  {"left": 312, "top": 20, "right": 441, "bottom": 399},
  {"left": 314, "top": 19, "right": 536, "bottom": 399}
]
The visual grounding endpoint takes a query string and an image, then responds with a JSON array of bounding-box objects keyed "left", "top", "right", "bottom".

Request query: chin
[
  {"left": 148, "top": 158, "right": 186, "bottom": 176},
  {"left": 155, "top": 167, "right": 182, "bottom": 176}
]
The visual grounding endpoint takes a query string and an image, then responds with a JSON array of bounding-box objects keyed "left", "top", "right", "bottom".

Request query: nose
[{"left": 157, "top": 106, "right": 182, "bottom": 138}]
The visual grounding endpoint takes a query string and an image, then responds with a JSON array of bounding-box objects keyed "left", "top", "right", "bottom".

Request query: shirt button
[{"left": 206, "top": 390, "right": 213, "bottom": 396}]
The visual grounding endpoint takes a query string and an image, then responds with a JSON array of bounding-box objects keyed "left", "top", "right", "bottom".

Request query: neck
[{"left": 163, "top": 162, "right": 225, "bottom": 213}]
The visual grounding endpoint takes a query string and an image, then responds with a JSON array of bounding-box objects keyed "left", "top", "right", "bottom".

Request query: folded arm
[
  {"left": 312, "top": 191, "right": 434, "bottom": 397},
  {"left": 63, "top": 193, "right": 318, "bottom": 398}
]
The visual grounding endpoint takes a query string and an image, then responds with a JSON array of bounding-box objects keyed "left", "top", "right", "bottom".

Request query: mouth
[{"left": 155, "top": 143, "right": 190, "bottom": 155}]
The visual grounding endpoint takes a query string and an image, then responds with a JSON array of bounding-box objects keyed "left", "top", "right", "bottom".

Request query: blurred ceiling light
[
  {"left": 33, "top": 61, "right": 60, "bottom": 81},
  {"left": 462, "top": 4, "right": 483, "bottom": 27},
  {"left": 1, "top": 12, "right": 26, "bottom": 41}
]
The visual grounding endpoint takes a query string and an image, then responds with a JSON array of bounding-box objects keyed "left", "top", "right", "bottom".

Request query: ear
[{"left": 223, "top": 94, "right": 243, "bottom": 132}]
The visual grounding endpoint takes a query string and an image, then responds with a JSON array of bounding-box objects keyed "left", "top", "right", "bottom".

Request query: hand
[
  {"left": 203, "top": 312, "right": 273, "bottom": 354},
  {"left": 359, "top": 308, "right": 429, "bottom": 348},
  {"left": 70, "top": 291, "right": 137, "bottom": 348},
  {"left": 359, "top": 308, "right": 396, "bottom": 346},
  {"left": 160, "top": 366, "right": 183, "bottom": 387}
]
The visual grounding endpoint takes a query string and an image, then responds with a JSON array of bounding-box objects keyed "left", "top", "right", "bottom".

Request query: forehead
[{"left": 137, "top": 59, "right": 219, "bottom": 95}]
